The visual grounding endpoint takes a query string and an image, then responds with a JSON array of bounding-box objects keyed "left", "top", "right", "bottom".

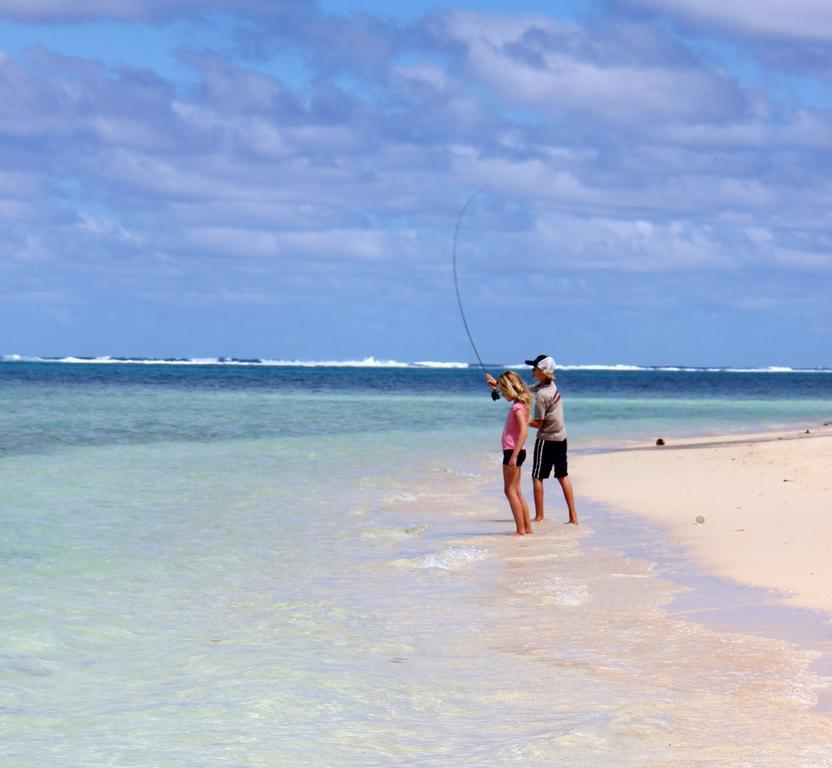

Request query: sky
[{"left": 1, "top": 0, "right": 831, "bottom": 366}]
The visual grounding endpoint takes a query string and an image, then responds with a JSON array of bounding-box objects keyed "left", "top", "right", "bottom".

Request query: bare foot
[
  {"left": 534, "top": 517, "right": 545, "bottom": 522},
  {"left": 565, "top": 519, "right": 578, "bottom": 525}
]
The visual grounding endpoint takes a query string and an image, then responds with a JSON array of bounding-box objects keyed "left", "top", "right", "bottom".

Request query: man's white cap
[{"left": 525, "top": 354, "right": 556, "bottom": 374}]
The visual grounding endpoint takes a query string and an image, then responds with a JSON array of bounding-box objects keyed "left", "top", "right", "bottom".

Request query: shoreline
[
  {"left": 581, "top": 421, "right": 832, "bottom": 454},
  {"left": 572, "top": 422, "right": 832, "bottom": 615}
]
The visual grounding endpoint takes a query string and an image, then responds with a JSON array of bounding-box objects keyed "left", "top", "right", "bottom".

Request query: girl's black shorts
[{"left": 502, "top": 449, "right": 527, "bottom": 467}]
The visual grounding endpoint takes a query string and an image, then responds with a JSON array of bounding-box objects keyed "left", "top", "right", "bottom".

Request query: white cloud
[
  {"left": 181, "top": 227, "right": 391, "bottom": 262},
  {"left": 0, "top": 0, "right": 169, "bottom": 22},
  {"left": 78, "top": 214, "right": 144, "bottom": 246},
  {"left": 625, "top": 0, "right": 832, "bottom": 41},
  {"left": 0, "top": 0, "right": 303, "bottom": 23},
  {"left": 532, "top": 214, "right": 734, "bottom": 271},
  {"left": 776, "top": 109, "right": 832, "bottom": 149},
  {"left": 392, "top": 64, "right": 450, "bottom": 92},
  {"left": 443, "top": 11, "right": 748, "bottom": 127}
]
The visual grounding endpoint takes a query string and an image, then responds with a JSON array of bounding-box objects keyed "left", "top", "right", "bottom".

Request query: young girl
[{"left": 487, "top": 371, "right": 533, "bottom": 536}]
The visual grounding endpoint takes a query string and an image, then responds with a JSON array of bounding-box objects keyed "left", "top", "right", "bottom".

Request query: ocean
[{"left": 3, "top": 358, "right": 832, "bottom": 766}]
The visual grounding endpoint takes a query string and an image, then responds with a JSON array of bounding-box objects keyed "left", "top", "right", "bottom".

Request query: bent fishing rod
[{"left": 451, "top": 183, "right": 500, "bottom": 400}]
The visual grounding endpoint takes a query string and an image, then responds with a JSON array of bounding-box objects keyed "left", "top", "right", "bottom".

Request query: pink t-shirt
[{"left": 501, "top": 401, "right": 528, "bottom": 451}]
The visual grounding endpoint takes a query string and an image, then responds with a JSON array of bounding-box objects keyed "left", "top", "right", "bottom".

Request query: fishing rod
[{"left": 451, "top": 183, "right": 500, "bottom": 400}]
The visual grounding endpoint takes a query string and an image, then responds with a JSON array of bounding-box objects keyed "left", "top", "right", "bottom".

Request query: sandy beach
[{"left": 574, "top": 423, "right": 832, "bottom": 613}]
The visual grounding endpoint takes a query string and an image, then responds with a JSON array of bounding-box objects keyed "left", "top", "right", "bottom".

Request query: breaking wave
[{"left": 2, "top": 356, "right": 829, "bottom": 373}]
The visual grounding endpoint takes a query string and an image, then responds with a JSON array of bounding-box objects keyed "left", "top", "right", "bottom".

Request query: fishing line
[
  {"left": 452, "top": 183, "right": 492, "bottom": 374},
  {"left": 451, "top": 183, "right": 500, "bottom": 400}
]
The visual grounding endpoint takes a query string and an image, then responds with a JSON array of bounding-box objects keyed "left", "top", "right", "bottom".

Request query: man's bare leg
[
  {"left": 558, "top": 476, "right": 578, "bottom": 525},
  {"left": 532, "top": 476, "right": 545, "bottom": 522}
]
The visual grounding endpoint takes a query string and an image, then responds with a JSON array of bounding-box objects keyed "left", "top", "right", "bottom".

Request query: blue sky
[{"left": 1, "top": 0, "right": 831, "bottom": 366}]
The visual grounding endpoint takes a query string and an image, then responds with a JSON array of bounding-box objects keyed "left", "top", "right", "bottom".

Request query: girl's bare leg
[
  {"left": 503, "top": 465, "right": 527, "bottom": 534},
  {"left": 512, "top": 467, "right": 531, "bottom": 533}
]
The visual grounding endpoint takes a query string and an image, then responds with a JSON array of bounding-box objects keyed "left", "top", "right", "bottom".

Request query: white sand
[{"left": 573, "top": 425, "right": 832, "bottom": 613}]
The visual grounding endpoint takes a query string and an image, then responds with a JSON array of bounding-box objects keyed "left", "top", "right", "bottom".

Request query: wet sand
[{"left": 573, "top": 424, "right": 832, "bottom": 613}]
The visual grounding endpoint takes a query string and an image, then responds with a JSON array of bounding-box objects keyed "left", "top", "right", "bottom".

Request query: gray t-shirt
[{"left": 532, "top": 381, "right": 566, "bottom": 441}]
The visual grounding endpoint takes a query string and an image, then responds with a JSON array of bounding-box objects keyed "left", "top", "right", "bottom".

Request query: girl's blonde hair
[{"left": 496, "top": 371, "right": 532, "bottom": 408}]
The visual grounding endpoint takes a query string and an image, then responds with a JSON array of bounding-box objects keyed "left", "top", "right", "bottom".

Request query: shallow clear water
[{"left": 2, "top": 362, "right": 832, "bottom": 766}]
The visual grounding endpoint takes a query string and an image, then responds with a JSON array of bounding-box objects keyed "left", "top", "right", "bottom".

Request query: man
[{"left": 526, "top": 354, "right": 578, "bottom": 525}]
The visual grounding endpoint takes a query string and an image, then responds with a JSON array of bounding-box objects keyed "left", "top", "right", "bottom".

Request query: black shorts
[
  {"left": 502, "top": 449, "right": 526, "bottom": 467},
  {"left": 532, "top": 438, "right": 568, "bottom": 479}
]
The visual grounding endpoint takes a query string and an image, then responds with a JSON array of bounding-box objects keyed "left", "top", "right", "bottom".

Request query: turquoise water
[
  {"left": 3, "top": 362, "right": 831, "bottom": 455},
  {"left": 3, "top": 362, "right": 832, "bottom": 766}
]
